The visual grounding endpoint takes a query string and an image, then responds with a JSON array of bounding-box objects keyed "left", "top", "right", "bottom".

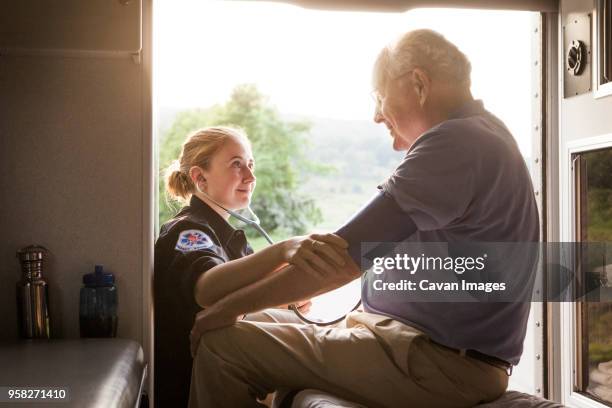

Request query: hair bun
[{"left": 165, "top": 165, "right": 194, "bottom": 201}]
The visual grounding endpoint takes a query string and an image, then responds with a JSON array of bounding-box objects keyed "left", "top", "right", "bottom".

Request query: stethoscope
[
  {"left": 199, "top": 191, "right": 274, "bottom": 245},
  {"left": 196, "top": 186, "right": 355, "bottom": 326}
]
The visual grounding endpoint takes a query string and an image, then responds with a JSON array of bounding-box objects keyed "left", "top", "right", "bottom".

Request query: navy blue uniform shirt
[{"left": 154, "top": 195, "right": 252, "bottom": 408}]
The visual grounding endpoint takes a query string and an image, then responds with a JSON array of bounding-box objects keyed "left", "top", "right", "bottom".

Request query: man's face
[{"left": 373, "top": 72, "right": 428, "bottom": 151}]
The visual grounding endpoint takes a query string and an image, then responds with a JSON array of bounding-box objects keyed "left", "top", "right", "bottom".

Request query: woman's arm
[
  {"left": 190, "top": 259, "right": 360, "bottom": 356},
  {"left": 194, "top": 233, "right": 348, "bottom": 307},
  {"left": 194, "top": 242, "right": 283, "bottom": 307},
  {"left": 190, "top": 192, "right": 419, "bottom": 355}
]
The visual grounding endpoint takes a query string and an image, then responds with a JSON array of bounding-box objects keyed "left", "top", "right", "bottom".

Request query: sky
[{"left": 154, "top": 0, "right": 536, "bottom": 155}]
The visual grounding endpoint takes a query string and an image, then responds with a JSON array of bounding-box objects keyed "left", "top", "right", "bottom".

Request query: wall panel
[{"left": 0, "top": 55, "right": 144, "bottom": 342}]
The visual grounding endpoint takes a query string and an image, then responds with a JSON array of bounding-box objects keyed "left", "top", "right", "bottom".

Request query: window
[
  {"left": 154, "top": 0, "right": 541, "bottom": 394},
  {"left": 574, "top": 148, "right": 612, "bottom": 406}
]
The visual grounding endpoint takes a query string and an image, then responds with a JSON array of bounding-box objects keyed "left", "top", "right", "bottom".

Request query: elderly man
[{"left": 188, "top": 29, "right": 539, "bottom": 407}]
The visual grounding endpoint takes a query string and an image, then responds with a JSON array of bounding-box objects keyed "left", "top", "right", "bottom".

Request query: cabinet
[{"left": 0, "top": 0, "right": 141, "bottom": 53}]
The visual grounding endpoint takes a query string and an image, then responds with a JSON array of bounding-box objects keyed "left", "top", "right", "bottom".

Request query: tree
[{"left": 158, "top": 84, "right": 325, "bottom": 237}]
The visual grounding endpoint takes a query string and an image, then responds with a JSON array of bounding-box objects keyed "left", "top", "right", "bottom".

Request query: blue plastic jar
[{"left": 79, "top": 265, "right": 118, "bottom": 337}]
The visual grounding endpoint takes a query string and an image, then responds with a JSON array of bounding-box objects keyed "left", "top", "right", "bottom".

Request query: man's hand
[
  {"left": 190, "top": 305, "right": 239, "bottom": 358},
  {"left": 281, "top": 233, "right": 348, "bottom": 278}
]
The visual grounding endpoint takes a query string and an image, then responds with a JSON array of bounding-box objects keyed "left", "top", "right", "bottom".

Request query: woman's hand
[
  {"left": 281, "top": 233, "right": 348, "bottom": 278},
  {"left": 278, "top": 299, "right": 312, "bottom": 313},
  {"left": 294, "top": 299, "right": 312, "bottom": 314},
  {"left": 190, "top": 305, "right": 239, "bottom": 357}
]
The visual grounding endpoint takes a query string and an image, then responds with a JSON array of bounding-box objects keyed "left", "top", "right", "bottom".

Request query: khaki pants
[{"left": 188, "top": 311, "right": 508, "bottom": 408}]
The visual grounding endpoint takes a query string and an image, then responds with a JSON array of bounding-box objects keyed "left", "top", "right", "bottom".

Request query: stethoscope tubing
[{"left": 289, "top": 299, "right": 362, "bottom": 326}]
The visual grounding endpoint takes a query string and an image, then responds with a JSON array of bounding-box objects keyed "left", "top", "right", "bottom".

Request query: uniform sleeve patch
[{"left": 175, "top": 229, "right": 214, "bottom": 252}]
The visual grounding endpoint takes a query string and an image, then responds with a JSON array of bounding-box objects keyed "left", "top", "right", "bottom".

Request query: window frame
[
  {"left": 560, "top": 134, "right": 612, "bottom": 408},
  {"left": 594, "top": 0, "right": 612, "bottom": 99},
  {"left": 147, "top": 2, "right": 554, "bottom": 404}
]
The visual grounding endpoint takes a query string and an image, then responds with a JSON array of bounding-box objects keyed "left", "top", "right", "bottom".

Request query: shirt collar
[
  {"left": 447, "top": 99, "right": 485, "bottom": 120},
  {"left": 404, "top": 99, "right": 486, "bottom": 155},
  {"left": 189, "top": 195, "right": 237, "bottom": 244}
]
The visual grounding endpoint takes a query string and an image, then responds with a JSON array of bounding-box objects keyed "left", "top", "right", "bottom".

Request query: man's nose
[{"left": 373, "top": 109, "right": 384, "bottom": 123}]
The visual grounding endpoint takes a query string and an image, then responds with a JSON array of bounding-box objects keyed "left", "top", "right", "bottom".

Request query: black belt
[{"left": 430, "top": 340, "right": 513, "bottom": 376}]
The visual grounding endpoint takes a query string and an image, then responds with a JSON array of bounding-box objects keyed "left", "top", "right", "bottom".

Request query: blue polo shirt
[{"left": 337, "top": 99, "right": 539, "bottom": 365}]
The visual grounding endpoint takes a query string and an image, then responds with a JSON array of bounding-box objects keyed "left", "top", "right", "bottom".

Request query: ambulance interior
[{"left": 1, "top": 0, "right": 611, "bottom": 406}]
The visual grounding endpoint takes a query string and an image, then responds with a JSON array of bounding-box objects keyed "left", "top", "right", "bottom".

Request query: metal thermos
[{"left": 16, "top": 245, "right": 51, "bottom": 339}]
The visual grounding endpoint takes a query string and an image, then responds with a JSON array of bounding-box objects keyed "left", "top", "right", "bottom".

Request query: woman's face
[{"left": 200, "top": 138, "right": 256, "bottom": 211}]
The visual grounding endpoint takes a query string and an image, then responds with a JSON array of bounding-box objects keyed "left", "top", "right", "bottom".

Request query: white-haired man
[{"left": 188, "top": 29, "right": 539, "bottom": 407}]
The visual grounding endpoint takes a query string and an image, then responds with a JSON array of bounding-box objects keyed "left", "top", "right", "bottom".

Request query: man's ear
[{"left": 411, "top": 68, "right": 430, "bottom": 107}]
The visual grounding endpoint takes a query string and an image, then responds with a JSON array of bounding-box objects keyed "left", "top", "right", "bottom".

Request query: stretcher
[
  {"left": 273, "top": 389, "right": 566, "bottom": 408},
  {"left": 0, "top": 338, "right": 146, "bottom": 408}
]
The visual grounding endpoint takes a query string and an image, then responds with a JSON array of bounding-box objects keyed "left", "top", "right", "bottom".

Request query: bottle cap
[
  {"left": 17, "top": 245, "right": 47, "bottom": 262},
  {"left": 83, "top": 264, "right": 115, "bottom": 286}
]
